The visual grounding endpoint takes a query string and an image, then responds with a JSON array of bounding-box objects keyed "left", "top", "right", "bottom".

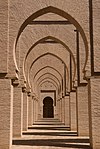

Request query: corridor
[
  {"left": 0, "top": 1, "right": 100, "bottom": 149},
  {"left": 12, "top": 118, "right": 90, "bottom": 149}
]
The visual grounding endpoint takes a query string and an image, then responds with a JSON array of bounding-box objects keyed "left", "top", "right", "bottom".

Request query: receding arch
[
  {"left": 38, "top": 77, "right": 59, "bottom": 88},
  {"left": 33, "top": 66, "right": 62, "bottom": 90},
  {"left": 36, "top": 72, "right": 61, "bottom": 87},
  {"left": 35, "top": 77, "right": 59, "bottom": 94},
  {"left": 36, "top": 75, "right": 60, "bottom": 91},
  {"left": 27, "top": 37, "right": 75, "bottom": 83},
  {"left": 39, "top": 80, "right": 57, "bottom": 90},
  {"left": 29, "top": 52, "right": 70, "bottom": 88},
  {"left": 29, "top": 52, "right": 69, "bottom": 88},
  {"left": 34, "top": 66, "right": 63, "bottom": 80},
  {"left": 15, "top": 6, "right": 88, "bottom": 73}
]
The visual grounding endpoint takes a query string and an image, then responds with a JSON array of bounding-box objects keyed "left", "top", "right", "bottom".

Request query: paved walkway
[{"left": 12, "top": 119, "right": 91, "bottom": 149}]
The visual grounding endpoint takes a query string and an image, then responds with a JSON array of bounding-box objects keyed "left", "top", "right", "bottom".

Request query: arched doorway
[{"left": 43, "top": 96, "right": 54, "bottom": 118}]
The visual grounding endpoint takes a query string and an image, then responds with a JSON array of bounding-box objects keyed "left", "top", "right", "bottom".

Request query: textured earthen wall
[
  {"left": 88, "top": 78, "right": 100, "bottom": 149},
  {"left": 77, "top": 86, "right": 89, "bottom": 136},
  {"left": 0, "top": 79, "right": 12, "bottom": 149}
]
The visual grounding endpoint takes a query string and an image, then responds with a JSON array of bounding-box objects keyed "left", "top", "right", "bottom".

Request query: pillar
[
  {"left": 61, "top": 97, "right": 65, "bottom": 124},
  {"left": 28, "top": 95, "right": 33, "bottom": 126},
  {"left": 88, "top": 77, "right": 100, "bottom": 149},
  {"left": 33, "top": 98, "right": 36, "bottom": 123},
  {"left": 35, "top": 99, "right": 38, "bottom": 121},
  {"left": 13, "top": 85, "right": 23, "bottom": 137},
  {"left": 41, "top": 100, "right": 43, "bottom": 119},
  {"left": 58, "top": 99, "right": 61, "bottom": 120},
  {"left": 64, "top": 95, "right": 70, "bottom": 127},
  {"left": 59, "top": 98, "right": 62, "bottom": 122},
  {"left": 37, "top": 100, "right": 40, "bottom": 120},
  {"left": 54, "top": 105, "right": 58, "bottom": 119},
  {"left": 56, "top": 99, "right": 60, "bottom": 120},
  {"left": 0, "top": 79, "right": 13, "bottom": 149},
  {"left": 77, "top": 85, "right": 89, "bottom": 136},
  {"left": 70, "top": 91, "right": 77, "bottom": 131},
  {"left": 23, "top": 91, "right": 28, "bottom": 131}
]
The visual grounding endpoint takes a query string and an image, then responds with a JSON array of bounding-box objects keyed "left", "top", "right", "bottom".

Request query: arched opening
[{"left": 43, "top": 96, "right": 54, "bottom": 118}]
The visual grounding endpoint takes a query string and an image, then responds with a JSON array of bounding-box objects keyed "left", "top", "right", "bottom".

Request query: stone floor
[{"left": 12, "top": 119, "right": 91, "bottom": 149}]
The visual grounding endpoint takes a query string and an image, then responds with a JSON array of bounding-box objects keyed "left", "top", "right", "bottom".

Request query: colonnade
[
  {"left": 0, "top": 77, "right": 100, "bottom": 149},
  {"left": 0, "top": 1, "right": 100, "bottom": 149}
]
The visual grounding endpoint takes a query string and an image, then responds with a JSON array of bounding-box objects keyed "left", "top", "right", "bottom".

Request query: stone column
[
  {"left": 77, "top": 85, "right": 89, "bottom": 136},
  {"left": 59, "top": 99, "right": 62, "bottom": 122},
  {"left": 33, "top": 98, "right": 36, "bottom": 123},
  {"left": 35, "top": 99, "right": 38, "bottom": 121},
  {"left": 56, "top": 99, "right": 60, "bottom": 120},
  {"left": 40, "top": 101, "right": 43, "bottom": 119},
  {"left": 64, "top": 95, "right": 70, "bottom": 127},
  {"left": 23, "top": 90, "right": 28, "bottom": 131},
  {"left": 88, "top": 77, "right": 100, "bottom": 149},
  {"left": 0, "top": 79, "right": 13, "bottom": 149},
  {"left": 28, "top": 95, "right": 33, "bottom": 126},
  {"left": 70, "top": 91, "right": 77, "bottom": 131},
  {"left": 13, "top": 84, "right": 23, "bottom": 137},
  {"left": 58, "top": 99, "right": 60, "bottom": 120},
  {"left": 61, "top": 97, "right": 65, "bottom": 124},
  {"left": 54, "top": 105, "right": 57, "bottom": 119},
  {"left": 37, "top": 100, "right": 40, "bottom": 120}
]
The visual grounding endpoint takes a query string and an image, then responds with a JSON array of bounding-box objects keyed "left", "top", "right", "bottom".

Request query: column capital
[
  {"left": 27, "top": 92, "right": 31, "bottom": 97},
  {"left": 34, "top": 97, "right": 38, "bottom": 101},
  {"left": 22, "top": 86, "right": 27, "bottom": 93},
  {"left": 73, "top": 80, "right": 78, "bottom": 88},
  {"left": 83, "top": 70, "right": 91, "bottom": 80},
  {"left": 27, "top": 87, "right": 31, "bottom": 96},
  {"left": 65, "top": 93, "right": 70, "bottom": 96},
  {"left": 12, "top": 79, "right": 19, "bottom": 86},
  {"left": 57, "top": 98, "right": 60, "bottom": 101},
  {"left": 31, "top": 93, "right": 36, "bottom": 99}
]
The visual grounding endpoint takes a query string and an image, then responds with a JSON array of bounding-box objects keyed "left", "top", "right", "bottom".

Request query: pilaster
[
  {"left": 64, "top": 95, "right": 70, "bottom": 127},
  {"left": 28, "top": 94, "right": 33, "bottom": 126},
  {"left": 70, "top": 91, "right": 77, "bottom": 131},
  {"left": 13, "top": 81, "right": 23, "bottom": 137},
  {"left": 22, "top": 88, "right": 28, "bottom": 131},
  {"left": 88, "top": 77, "right": 100, "bottom": 149},
  {"left": 77, "top": 85, "right": 89, "bottom": 136},
  {"left": 0, "top": 79, "right": 13, "bottom": 149}
]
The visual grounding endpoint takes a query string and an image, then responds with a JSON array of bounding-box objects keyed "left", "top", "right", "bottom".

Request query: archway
[
  {"left": 43, "top": 96, "right": 54, "bottom": 118},
  {"left": 14, "top": 6, "right": 88, "bottom": 79}
]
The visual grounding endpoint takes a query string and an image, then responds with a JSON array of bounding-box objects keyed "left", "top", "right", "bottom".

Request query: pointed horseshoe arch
[
  {"left": 15, "top": 6, "right": 88, "bottom": 73},
  {"left": 36, "top": 77, "right": 59, "bottom": 93},
  {"left": 33, "top": 66, "right": 63, "bottom": 80},
  {"left": 29, "top": 52, "right": 70, "bottom": 88},
  {"left": 39, "top": 79, "right": 58, "bottom": 90},
  {"left": 36, "top": 72, "right": 61, "bottom": 87}
]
